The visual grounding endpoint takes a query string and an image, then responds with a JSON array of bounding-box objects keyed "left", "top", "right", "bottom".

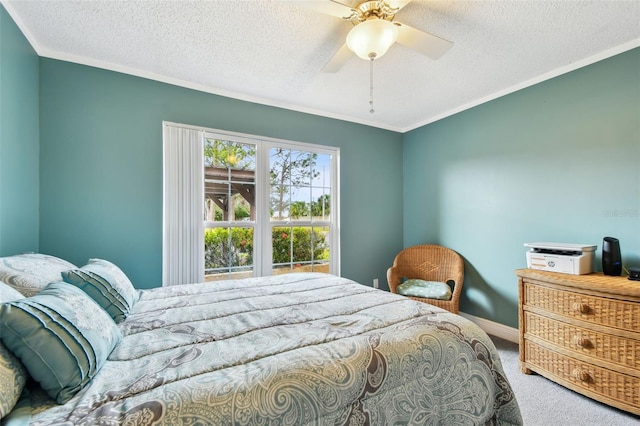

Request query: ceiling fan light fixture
[{"left": 346, "top": 18, "right": 398, "bottom": 60}]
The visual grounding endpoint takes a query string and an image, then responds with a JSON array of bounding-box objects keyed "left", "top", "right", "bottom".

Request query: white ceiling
[{"left": 4, "top": 0, "right": 640, "bottom": 132}]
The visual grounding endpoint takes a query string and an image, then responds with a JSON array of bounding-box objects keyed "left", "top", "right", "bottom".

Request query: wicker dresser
[{"left": 516, "top": 268, "right": 640, "bottom": 415}]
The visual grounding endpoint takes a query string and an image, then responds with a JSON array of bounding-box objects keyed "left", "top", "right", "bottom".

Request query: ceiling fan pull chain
[{"left": 369, "top": 56, "right": 375, "bottom": 114}]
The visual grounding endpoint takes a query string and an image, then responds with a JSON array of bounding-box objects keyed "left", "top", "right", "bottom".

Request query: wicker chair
[{"left": 387, "top": 244, "right": 464, "bottom": 314}]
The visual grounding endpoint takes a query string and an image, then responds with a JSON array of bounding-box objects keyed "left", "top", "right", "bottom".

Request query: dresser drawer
[
  {"left": 524, "top": 340, "right": 640, "bottom": 413},
  {"left": 523, "top": 282, "right": 640, "bottom": 333},
  {"left": 524, "top": 312, "right": 640, "bottom": 372}
]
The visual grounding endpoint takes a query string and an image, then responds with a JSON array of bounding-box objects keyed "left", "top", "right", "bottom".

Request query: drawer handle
[
  {"left": 572, "top": 302, "right": 591, "bottom": 314},
  {"left": 571, "top": 368, "right": 591, "bottom": 383},
  {"left": 573, "top": 335, "right": 593, "bottom": 349}
]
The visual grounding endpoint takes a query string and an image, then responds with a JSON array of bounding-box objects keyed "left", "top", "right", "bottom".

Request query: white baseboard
[{"left": 460, "top": 312, "right": 519, "bottom": 344}]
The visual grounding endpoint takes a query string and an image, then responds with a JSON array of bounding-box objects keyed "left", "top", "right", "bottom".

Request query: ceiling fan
[{"left": 302, "top": 0, "right": 454, "bottom": 72}]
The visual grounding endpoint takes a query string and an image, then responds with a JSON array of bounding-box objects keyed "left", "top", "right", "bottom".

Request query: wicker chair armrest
[
  {"left": 447, "top": 271, "right": 464, "bottom": 297},
  {"left": 387, "top": 267, "right": 401, "bottom": 293},
  {"left": 449, "top": 278, "right": 463, "bottom": 297}
]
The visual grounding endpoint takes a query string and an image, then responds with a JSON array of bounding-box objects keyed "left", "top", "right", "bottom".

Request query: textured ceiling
[{"left": 4, "top": 0, "right": 640, "bottom": 132}]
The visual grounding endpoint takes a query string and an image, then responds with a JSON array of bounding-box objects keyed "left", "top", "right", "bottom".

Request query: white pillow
[{"left": 0, "top": 253, "right": 77, "bottom": 297}]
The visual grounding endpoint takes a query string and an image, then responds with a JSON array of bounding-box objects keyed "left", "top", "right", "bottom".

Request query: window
[
  {"left": 268, "top": 147, "right": 333, "bottom": 277},
  {"left": 203, "top": 137, "right": 256, "bottom": 280},
  {"left": 163, "top": 122, "right": 339, "bottom": 285}
]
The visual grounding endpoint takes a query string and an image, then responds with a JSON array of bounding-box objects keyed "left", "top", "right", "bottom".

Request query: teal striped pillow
[
  {"left": 62, "top": 258, "right": 139, "bottom": 323},
  {"left": 0, "top": 282, "right": 122, "bottom": 404}
]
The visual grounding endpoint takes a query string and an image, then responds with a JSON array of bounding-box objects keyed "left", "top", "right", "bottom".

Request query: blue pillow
[
  {"left": 0, "top": 282, "right": 122, "bottom": 403},
  {"left": 62, "top": 258, "right": 139, "bottom": 323},
  {"left": 397, "top": 279, "right": 452, "bottom": 300}
]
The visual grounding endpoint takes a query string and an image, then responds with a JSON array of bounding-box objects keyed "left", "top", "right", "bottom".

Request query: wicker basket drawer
[
  {"left": 525, "top": 340, "right": 640, "bottom": 410},
  {"left": 524, "top": 312, "right": 640, "bottom": 371},
  {"left": 523, "top": 282, "right": 640, "bottom": 332}
]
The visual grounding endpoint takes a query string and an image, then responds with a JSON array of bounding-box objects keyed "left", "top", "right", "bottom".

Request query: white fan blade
[
  {"left": 387, "top": 0, "right": 412, "bottom": 11},
  {"left": 395, "top": 23, "right": 453, "bottom": 60},
  {"left": 322, "top": 43, "right": 353, "bottom": 73},
  {"left": 296, "top": 0, "right": 356, "bottom": 19}
]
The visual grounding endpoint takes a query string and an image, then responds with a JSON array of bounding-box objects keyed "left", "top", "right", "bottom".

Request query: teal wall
[
  {"left": 0, "top": 5, "right": 39, "bottom": 256},
  {"left": 38, "top": 59, "right": 404, "bottom": 289},
  {"left": 403, "top": 48, "right": 640, "bottom": 328}
]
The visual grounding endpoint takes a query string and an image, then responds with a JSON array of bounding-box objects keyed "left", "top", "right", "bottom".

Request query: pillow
[
  {"left": 0, "top": 282, "right": 24, "bottom": 302},
  {"left": 397, "top": 279, "right": 452, "bottom": 300},
  {"left": 0, "top": 283, "right": 26, "bottom": 419},
  {"left": 0, "top": 345, "right": 25, "bottom": 419},
  {"left": 0, "top": 253, "right": 77, "bottom": 297},
  {"left": 62, "top": 258, "right": 139, "bottom": 323},
  {"left": 0, "top": 282, "right": 122, "bottom": 404}
]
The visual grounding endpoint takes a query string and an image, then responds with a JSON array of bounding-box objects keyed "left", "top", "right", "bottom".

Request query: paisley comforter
[{"left": 4, "top": 273, "right": 522, "bottom": 425}]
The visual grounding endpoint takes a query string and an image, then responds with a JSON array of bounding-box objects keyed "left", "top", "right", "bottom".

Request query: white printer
[{"left": 524, "top": 242, "right": 597, "bottom": 275}]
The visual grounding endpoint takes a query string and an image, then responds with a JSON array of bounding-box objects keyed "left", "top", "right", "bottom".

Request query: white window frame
[
  {"left": 163, "top": 121, "right": 340, "bottom": 285},
  {"left": 255, "top": 138, "right": 339, "bottom": 277}
]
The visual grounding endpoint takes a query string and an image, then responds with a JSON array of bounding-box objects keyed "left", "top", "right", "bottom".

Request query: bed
[{"left": 0, "top": 253, "right": 522, "bottom": 425}]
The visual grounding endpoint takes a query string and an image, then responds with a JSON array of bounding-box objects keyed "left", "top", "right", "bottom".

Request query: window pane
[
  {"left": 204, "top": 182, "right": 229, "bottom": 222},
  {"left": 205, "top": 139, "right": 256, "bottom": 222},
  {"left": 270, "top": 148, "right": 320, "bottom": 221},
  {"left": 228, "top": 141, "right": 256, "bottom": 171},
  {"left": 270, "top": 148, "right": 290, "bottom": 220},
  {"left": 230, "top": 192, "right": 252, "bottom": 221},
  {"left": 204, "top": 227, "right": 254, "bottom": 281},
  {"left": 272, "top": 226, "right": 292, "bottom": 268},
  {"left": 312, "top": 226, "right": 331, "bottom": 273},
  {"left": 311, "top": 187, "right": 330, "bottom": 222},
  {"left": 271, "top": 183, "right": 292, "bottom": 221},
  {"left": 289, "top": 150, "right": 312, "bottom": 187},
  {"left": 290, "top": 186, "right": 312, "bottom": 221},
  {"left": 205, "top": 139, "right": 256, "bottom": 170},
  {"left": 312, "top": 153, "right": 331, "bottom": 187},
  {"left": 271, "top": 226, "right": 330, "bottom": 275}
]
